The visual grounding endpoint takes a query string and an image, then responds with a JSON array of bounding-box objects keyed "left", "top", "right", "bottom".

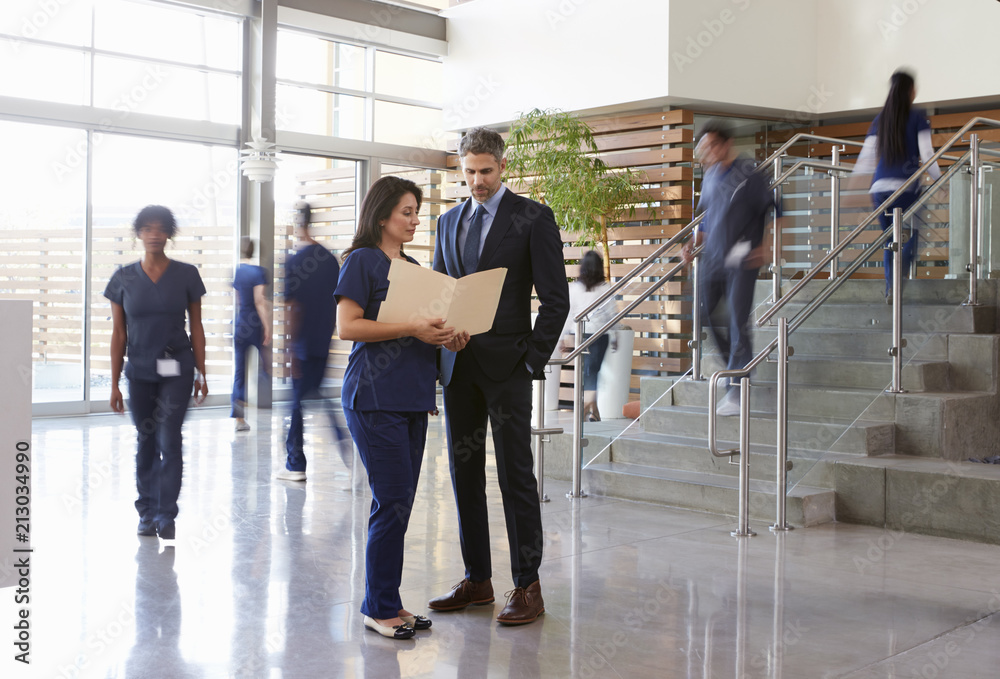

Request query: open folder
[{"left": 376, "top": 258, "right": 507, "bottom": 335}]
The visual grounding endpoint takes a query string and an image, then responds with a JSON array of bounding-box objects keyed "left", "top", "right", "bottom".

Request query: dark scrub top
[
  {"left": 868, "top": 108, "right": 931, "bottom": 185},
  {"left": 233, "top": 263, "right": 267, "bottom": 340},
  {"left": 104, "top": 260, "right": 207, "bottom": 383},
  {"left": 696, "top": 154, "right": 772, "bottom": 273},
  {"left": 284, "top": 243, "right": 339, "bottom": 360},
  {"left": 335, "top": 248, "right": 437, "bottom": 412}
]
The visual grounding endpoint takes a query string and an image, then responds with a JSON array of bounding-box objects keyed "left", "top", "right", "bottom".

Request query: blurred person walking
[
  {"left": 106, "top": 205, "right": 208, "bottom": 540},
  {"left": 279, "top": 201, "right": 340, "bottom": 482},
  {"left": 231, "top": 236, "right": 272, "bottom": 432}
]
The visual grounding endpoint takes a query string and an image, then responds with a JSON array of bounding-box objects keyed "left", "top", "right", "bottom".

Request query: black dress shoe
[
  {"left": 156, "top": 522, "right": 176, "bottom": 540},
  {"left": 137, "top": 519, "right": 156, "bottom": 536}
]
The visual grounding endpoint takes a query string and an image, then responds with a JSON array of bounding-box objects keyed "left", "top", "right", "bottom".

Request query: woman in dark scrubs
[
  {"left": 105, "top": 205, "right": 208, "bottom": 540},
  {"left": 336, "top": 176, "right": 468, "bottom": 639}
]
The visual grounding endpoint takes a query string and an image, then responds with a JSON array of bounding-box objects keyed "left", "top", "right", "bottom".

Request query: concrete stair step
[
  {"left": 755, "top": 278, "right": 994, "bottom": 306},
  {"left": 754, "top": 355, "right": 950, "bottom": 391},
  {"left": 833, "top": 455, "right": 1000, "bottom": 545},
  {"left": 640, "top": 405, "right": 894, "bottom": 456},
  {"left": 670, "top": 379, "right": 895, "bottom": 420},
  {"left": 583, "top": 461, "right": 835, "bottom": 527},
  {"left": 752, "top": 326, "right": 948, "bottom": 361},
  {"left": 764, "top": 301, "right": 994, "bottom": 333},
  {"left": 604, "top": 430, "right": 838, "bottom": 487}
]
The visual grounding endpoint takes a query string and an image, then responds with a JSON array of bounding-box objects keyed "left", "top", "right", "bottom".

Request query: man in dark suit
[{"left": 428, "top": 127, "right": 569, "bottom": 625}]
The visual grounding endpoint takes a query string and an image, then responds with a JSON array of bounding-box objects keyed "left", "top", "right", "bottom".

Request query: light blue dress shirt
[{"left": 457, "top": 185, "right": 507, "bottom": 258}]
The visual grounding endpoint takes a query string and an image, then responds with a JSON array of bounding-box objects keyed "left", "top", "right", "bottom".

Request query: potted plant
[{"left": 504, "top": 108, "right": 652, "bottom": 278}]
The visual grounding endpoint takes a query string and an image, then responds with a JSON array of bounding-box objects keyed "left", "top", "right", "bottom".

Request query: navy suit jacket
[{"left": 434, "top": 188, "right": 569, "bottom": 385}]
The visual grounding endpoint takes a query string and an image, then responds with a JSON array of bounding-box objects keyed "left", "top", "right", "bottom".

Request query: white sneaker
[
  {"left": 275, "top": 469, "right": 307, "bottom": 482},
  {"left": 234, "top": 420, "right": 251, "bottom": 432},
  {"left": 716, "top": 390, "right": 742, "bottom": 417}
]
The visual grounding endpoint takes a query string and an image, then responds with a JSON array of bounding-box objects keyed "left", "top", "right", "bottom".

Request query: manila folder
[{"left": 376, "top": 259, "right": 507, "bottom": 335}]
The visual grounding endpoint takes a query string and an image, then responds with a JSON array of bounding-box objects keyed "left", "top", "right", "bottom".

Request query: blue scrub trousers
[
  {"left": 231, "top": 323, "right": 265, "bottom": 418},
  {"left": 343, "top": 407, "right": 427, "bottom": 619},
  {"left": 284, "top": 355, "right": 329, "bottom": 472},
  {"left": 128, "top": 368, "right": 194, "bottom": 529},
  {"left": 699, "top": 263, "right": 760, "bottom": 388},
  {"left": 873, "top": 190, "right": 920, "bottom": 294}
]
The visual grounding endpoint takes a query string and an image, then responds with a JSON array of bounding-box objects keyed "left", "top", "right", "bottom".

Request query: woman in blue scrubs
[
  {"left": 336, "top": 176, "right": 468, "bottom": 639},
  {"left": 231, "top": 236, "right": 271, "bottom": 432},
  {"left": 105, "top": 205, "right": 208, "bottom": 540}
]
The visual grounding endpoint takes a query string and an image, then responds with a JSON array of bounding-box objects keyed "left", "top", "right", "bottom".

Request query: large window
[
  {"left": 0, "top": 120, "right": 88, "bottom": 403},
  {"left": 90, "top": 135, "right": 239, "bottom": 403},
  {"left": 0, "top": 0, "right": 242, "bottom": 124},
  {"left": 277, "top": 30, "right": 444, "bottom": 149}
]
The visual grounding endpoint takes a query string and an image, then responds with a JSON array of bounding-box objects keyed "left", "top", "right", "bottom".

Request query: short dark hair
[
  {"left": 132, "top": 205, "right": 177, "bottom": 238},
  {"left": 240, "top": 236, "right": 255, "bottom": 259},
  {"left": 697, "top": 118, "right": 735, "bottom": 144},
  {"left": 343, "top": 176, "right": 423, "bottom": 261},
  {"left": 459, "top": 127, "right": 505, "bottom": 164}
]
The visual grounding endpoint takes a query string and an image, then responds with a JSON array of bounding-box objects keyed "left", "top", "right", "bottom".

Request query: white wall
[
  {"left": 442, "top": 0, "right": 1000, "bottom": 129},
  {"left": 816, "top": 0, "right": 1000, "bottom": 115},
  {"left": 441, "top": 0, "right": 671, "bottom": 129}
]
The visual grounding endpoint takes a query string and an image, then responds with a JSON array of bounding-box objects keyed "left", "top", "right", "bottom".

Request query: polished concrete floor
[{"left": 10, "top": 404, "right": 1000, "bottom": 678}]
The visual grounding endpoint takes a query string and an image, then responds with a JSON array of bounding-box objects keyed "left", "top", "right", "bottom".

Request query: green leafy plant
[{"left": 505, "top": 108, "right": 651, "bottom": 278}]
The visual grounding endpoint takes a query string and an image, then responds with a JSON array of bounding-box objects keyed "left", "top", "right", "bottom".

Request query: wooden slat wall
[
  {"left": 447, "top": 109, "right": 697, "bottom": 406},
  {"left": 756, "top": 109, "right": 1000, "bottom": 280}
]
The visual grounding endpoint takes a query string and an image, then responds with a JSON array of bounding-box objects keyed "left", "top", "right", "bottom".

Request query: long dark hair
[
  {"left": 578, "top": 250, "right": 605, "bottom": 291},
  {"left": 876, "top": 70, "right": 915, "bottom": 168},
  {"left": 343, "top": 176, "right": 422, "bottom": 261}
]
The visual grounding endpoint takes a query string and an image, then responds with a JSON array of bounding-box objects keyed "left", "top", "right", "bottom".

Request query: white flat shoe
[{"left": 363, "top": 615, "right": 415, "bottom": 639}]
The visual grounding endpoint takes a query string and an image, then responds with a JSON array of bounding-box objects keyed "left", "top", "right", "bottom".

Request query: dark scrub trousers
[
  {"left": 104, "top": 260, "right": 206, "bottom": 532},
  {"left": 873, "top": 190, "right": 920, "bottom": 295},
  {"left": 335, "top": 247, "right": 437, "bottom": 619},
  {"left": 283, "top": 243, "right": 340, "bottom": 473},
  {"left": 231, "top": 263, "right": 268, "bottom": 419}
]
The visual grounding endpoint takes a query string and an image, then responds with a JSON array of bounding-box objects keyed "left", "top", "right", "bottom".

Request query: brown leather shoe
[
  {"left": 496, "top": 580, "right": 544, "bottom": 625},
  {"left": 427, "top": 578, "right": 494, "bottom": 611}
]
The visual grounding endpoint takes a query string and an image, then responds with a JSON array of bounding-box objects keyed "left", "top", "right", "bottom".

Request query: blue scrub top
[
  {"left": 335, "top": 247, "right": 437, "bottom": 412},
  {"left": 104, "top": 260, "right": 207, "bottom": 383},
  {"left": 233, "top": 263, "right": 267, "bottom": 336},
  {"left": 284, "top": 243, "right": 340, "bottom": 360},
  {"left": 868, "top": 108, "right": 931, "bottom": 185}
]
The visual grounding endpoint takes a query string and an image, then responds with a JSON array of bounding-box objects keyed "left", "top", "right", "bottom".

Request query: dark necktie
[{"left": 462, "top": 204, "right": 486, "bottom": 275}]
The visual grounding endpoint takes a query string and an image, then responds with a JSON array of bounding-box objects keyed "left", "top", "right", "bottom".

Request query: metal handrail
[
  {"left": 759, "top": 134, "right": 864, "bottom": 170},
  {"left": 758, "top": 116, "right": 1000, "bottom": 326},
  {"left": 708, "top": 117, "right": 1000, "bottom": 533}
]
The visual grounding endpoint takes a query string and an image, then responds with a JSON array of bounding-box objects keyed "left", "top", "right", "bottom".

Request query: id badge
[{"left": 157, "top": 358, "right": 181, "bottom": 377}]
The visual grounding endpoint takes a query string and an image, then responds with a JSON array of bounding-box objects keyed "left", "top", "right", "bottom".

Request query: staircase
[{"left": 542, "top": 278, "right": 1000, "bottom": 543}]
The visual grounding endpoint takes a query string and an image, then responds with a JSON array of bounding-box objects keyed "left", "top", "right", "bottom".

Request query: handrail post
[
  {"left": 888, "top": 207, "right": 906, "bottom": 394},
  {"left": 533, "top": 372, "right": 551, "bottom": 503},
  {"left": 568, "top": 318, "right": 588, "bottom": 499},
  {"left": 771, "top": 160, "right": 783, "bottom": 302},
  {"left": 829, "top": 146, "right": 842, "bottom": 279},
  {"left": 690, "top": 256, "right": 704, "bottom": 381},
  {"left": 966, "top": 133, "right": 981, "bottom": 306},
  {"left": 731, "top": 377, "right": 756, "bottom": 537},
  {"left": 770, "top": 317, "right": 792, "bottom": 532}
]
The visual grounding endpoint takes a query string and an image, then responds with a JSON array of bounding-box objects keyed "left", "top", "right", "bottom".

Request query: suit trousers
[
  {"left": 128, "top": 370, "right": 194, "bottom": 527},
  {"left": 284, "top": 355, "right": 329, "bottom": 472},
  {"left": 443, "top": 350, "right": 542, "bottom": 588},
  {"left": 344, "top": 407, "right": 427, "bottom": 618}
]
